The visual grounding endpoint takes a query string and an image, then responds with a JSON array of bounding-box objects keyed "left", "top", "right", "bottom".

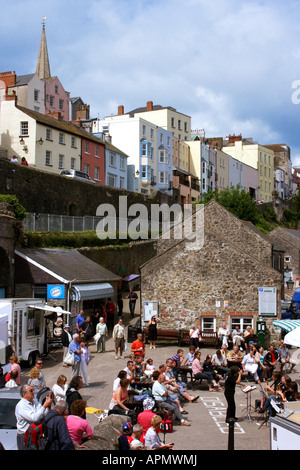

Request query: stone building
[
  {"left": 0, "top": 202, "right": 19, "bottom": 298},
  {"left": 268, "top": 226, "right": 300, "bottom": 290},
  {"left": 140, "top": 200, "right": 282, "bottom": 342}
]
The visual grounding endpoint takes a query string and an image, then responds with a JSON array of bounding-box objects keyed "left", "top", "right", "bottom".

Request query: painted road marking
[{"left": 200, "top": 396, "right": 246, "bottom": 434}]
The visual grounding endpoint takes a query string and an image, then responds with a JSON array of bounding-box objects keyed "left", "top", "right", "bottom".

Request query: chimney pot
[
  {"left": 147, "top": 101, "right": 153, "bottom": 111},
  {"left": 118, "top": 105, "right": 124, "bottom": 115}
]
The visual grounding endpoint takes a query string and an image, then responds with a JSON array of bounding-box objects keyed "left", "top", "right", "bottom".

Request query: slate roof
[{"left": 15, "top": 248, "right": 120, "bottom": 284}]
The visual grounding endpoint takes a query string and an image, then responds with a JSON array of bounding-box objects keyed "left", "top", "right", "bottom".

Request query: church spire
[{"left": 36, "top": 17, "right": 51, "bottom": 80}]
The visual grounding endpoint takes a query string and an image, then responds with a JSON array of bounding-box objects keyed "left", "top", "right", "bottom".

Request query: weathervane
[{"left": 42, "top": 16, "right": 46, "bottom": 28}]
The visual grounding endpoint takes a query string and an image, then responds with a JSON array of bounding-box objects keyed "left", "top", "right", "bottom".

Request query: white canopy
[
  {"left": 28, "top": 305, "right": 71, "bottom": 316},
  {"left": 284, "top": 327, "right": 300, "bottom": 348}
]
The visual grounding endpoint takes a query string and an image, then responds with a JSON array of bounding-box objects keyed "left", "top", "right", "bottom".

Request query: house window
[
  {"left": 46, "top": 129, "right": 52, "bottom": 140},
  {"left": 84, "top": 142, "right": 89, "bottom": 154},
  {"left": 171, "top": 117, "right": 175, "bottom": 128},
  {"left": 50, "top": 95, "right": 54, "bottom": 107},
  {"left": 20, "top": 121, "right": 29, "bottom": 136},
  {"left": 230, "top": 317, "right": 253, "bottom": 332},
  {"left": 59, "top": 99, "right": 64, "bottom": 110},
  {"left": 34, "top": 89, "right": 39, "bottom": 102},
  {"left": 95, "top": 145, "right": 98, "bottom": 157},
  {"left": 45, "top": 150, "right": 52, "bottom": 166},
  {"left": 84, "top": 164, "right": 89, "bottom": 175},
  {"left": 58, "top": 154, "right": 64, "bottom": 169},
  {"left": 120, "top": 156, "right": 125, "bottom": 170},
  {"left": 109, "top": 153, "right": 116, "bottom": 167},
  {"left": 159, "top": 171, "right": 169, "bottom": 184},
  {"left": 70, "top": 158, "right": 76, "bottom": 169},
  {"left": 120, "top": 177, "right": 125, "bottom": 189},
  {"left": 71, "top": 137, "right": 76, "bottom": 148},
  {"left": 107, "top": 173, "right": 117, "bottom": 187},
  {"left": 201, "top": 317, "right": 216, "bottom": 331},
  {"left": 142, "top": 125, "right": 146, "bottom": 137},
  {"left": 59, "top": 133, "right": 65, "bottom": 144},
  {"left": 94, "top": 166, "right": 100, "bottom": 180},
  {"left": 151, "top": 129, "right": 154, "bottom": 140},
  {"left": 55, "top": 85, "right": 59, "bottom": 94}
]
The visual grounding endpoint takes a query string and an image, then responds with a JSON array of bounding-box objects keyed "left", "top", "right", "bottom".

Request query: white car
[
  {"left": 0, "top": 388, "right": 20, "bottom": 450},
  {"left": 60, "top": 169, "right": 96, "bottom": 183}
]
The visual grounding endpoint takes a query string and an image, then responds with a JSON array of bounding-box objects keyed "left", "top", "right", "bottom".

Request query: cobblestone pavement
[{"left": 18, "top": 301, "right": 300, "bottom": 451}]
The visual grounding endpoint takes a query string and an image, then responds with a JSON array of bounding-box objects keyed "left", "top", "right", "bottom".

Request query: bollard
[{"left": 227, "top": 418, "right": 235, "bottom": 450}]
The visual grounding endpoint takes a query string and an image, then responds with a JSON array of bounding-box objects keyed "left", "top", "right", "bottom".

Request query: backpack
[
  {"left": 25, "top": 423, "right": 48, "bottom": 450},
  {"left": 25, "top": 413, "right": 56, "bottom": 450}
]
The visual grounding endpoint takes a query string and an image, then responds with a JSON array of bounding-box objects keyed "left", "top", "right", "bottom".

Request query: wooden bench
[
  {"left": 178, "top": 329, "right": 218, "bottom": 348},
  {"left": 144, "top": 328, "right": 179, "bottom": 344}
]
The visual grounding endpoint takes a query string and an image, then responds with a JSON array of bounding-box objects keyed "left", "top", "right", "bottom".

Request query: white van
[{"left": 60, "top": 169, "right": 96, "bottom": 183}]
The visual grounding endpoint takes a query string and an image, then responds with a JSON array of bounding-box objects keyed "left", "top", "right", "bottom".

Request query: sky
[{"left": 1, "top": 0, "right": 300, "bottom": 166}]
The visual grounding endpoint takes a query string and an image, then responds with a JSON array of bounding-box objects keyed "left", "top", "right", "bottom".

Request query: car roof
[{"left": 0, "top": 387, "right": 22, "bottom": 399}]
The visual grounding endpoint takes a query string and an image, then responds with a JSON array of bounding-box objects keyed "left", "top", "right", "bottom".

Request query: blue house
[{"left": 156, "top": 128, "right": 173, "bottom": 194}]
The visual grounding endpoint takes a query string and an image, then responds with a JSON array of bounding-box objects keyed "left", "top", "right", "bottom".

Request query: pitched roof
[{"left": 15, "top": 248, "right": 120, "bottom": 284}]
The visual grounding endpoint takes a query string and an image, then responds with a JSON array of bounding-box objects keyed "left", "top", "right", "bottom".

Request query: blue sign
[{"left": 47, "top": 284, "right": 65, "bottom": 300}]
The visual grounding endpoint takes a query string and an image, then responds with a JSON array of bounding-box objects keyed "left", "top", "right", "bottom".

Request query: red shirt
[
  {"left": 131, "top": 340, "right": 145, "bottom": 356},
  {"left": 137, "top": 410, "right": 156, "bottom": 435}
]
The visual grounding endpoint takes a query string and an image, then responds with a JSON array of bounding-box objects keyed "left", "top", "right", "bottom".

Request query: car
[
  {"left": 0, "top": 387, "right": 21, "bottom": 450},
  {"left": 59, "top": 169, "right": 96, "bottom": 183}
]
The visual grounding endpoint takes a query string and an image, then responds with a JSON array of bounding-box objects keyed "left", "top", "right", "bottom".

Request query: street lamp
[{"left": 287, "top": 279, "right": 295, "bottom": 290}]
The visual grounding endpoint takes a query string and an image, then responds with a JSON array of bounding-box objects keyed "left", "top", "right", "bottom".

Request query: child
[
  {"left": 145, "top": 359, "right": 155, "bottom": 373},
  {"left": 80, "top": 341, "right": 90, "bottom": 386},
  {"left": 118, "top": 422, "right": 133, "bottom": 450}
]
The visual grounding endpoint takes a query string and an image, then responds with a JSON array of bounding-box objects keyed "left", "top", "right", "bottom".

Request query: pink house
[{"left": 44, "top": 76, "right": 70, "bottom": 121}]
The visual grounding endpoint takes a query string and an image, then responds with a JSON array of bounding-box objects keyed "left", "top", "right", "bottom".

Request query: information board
[
  {"left": 143, "top": 301, "right": 159, "bottom": 323},
  {"left": 258, "top": 287, "right": 277, "bottom": 316}
]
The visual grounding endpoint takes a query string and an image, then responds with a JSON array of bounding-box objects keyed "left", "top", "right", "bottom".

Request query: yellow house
[{"left": 222, "top": 137, "right": 274, "bottom": 202}]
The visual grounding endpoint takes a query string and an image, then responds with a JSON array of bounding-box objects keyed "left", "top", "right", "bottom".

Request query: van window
[{"left": 27, "top": 308, "right": 42, "bottom": 337}]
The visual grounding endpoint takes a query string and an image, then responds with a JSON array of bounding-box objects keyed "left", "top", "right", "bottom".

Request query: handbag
[{"left": 64, "top": 351, "right": 75, "bottom": 366}]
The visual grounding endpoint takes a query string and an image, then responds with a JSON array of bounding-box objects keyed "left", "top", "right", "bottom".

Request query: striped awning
[
  {"left": 273, "top": 319, "right": 300, "bottom": 332},
  {"left": 71, "top": 283, "right": 114, "bottom": 301}
]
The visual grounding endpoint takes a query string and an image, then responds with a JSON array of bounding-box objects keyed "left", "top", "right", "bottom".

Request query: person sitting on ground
[
  {"left": 242, "top": 348, "right": 261, "bottom": 384},
  {"left": 66, "top": 376, "right": 86, "bottom": 418},
  {"left": 52, "top": 375, "right": 68, "bottom": 402},
  {"left": 130, "top": 423, "right": 145, "bottom": 450},
  {"left": 182, "top": 345, "right": 196, "bottom": 366},
  {"left": 192, "top": 351, "right": 223, "bottom": 391},
  {"left": 118, "top": 422, "right": 133, "bottom": 450},
  {"left": 145, "top": 415, "right": 174, "bottom": 450},
  {"left": 264, "top": 344, "right": 279, "bottom": 377},
  {"left": 203, "top": 354, "right": 222, "bottom": 385},
  {"left": 137, "top": 397, "right": 157, "bottom": 444},
  {"left": 151, "top": 371, "right": 191, "bottom": 426},
  {"left": 211, "top": 350, "right": 230, "bottom": 378},
  {"left": 277, "top": 340, "right": 296, "bottom": 373},
  {"left": 231, "top": 326, "right": 245, "bottom": 350},
  {"left": 66, "top": 399, "right": 93, "bottom": 447},
  {"left": 165, "top": 358, "right": 199, "bottom": 402},
  {"left": 227, "top": 346, "right": 244, "bottom": 368},
  {"left": 244, "top": 329, "right": 260, "bottom": 352},
  {"left": 108, "top": 378, "right": 130, "bottom": 416}
]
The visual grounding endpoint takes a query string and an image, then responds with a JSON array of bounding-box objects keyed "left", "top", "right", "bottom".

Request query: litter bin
[
  {"left": 257, "top": 321, "right": 266, "bottom": 348},
  {"left": 127, "top": 320, "right": 142, "bottom": 343}
]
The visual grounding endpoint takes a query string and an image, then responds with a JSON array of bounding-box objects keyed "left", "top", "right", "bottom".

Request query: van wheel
[{"left": 27, "top": 352, "right": 40, "bottom": 367}]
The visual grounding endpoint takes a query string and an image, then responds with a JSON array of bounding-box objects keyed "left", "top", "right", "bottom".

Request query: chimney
[
  {"left": 118, "top": 105, "right": 124, "bottom": 115},
  {"left": 147, "top": 101, "right": 153, "bottom": 111}
]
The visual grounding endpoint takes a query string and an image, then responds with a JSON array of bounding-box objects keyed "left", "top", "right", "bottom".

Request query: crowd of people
[{"left": 2, "top": 311, "right": 300, "bottom": 451}]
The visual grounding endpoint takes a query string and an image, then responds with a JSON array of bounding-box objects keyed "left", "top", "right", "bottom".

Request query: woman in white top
[
  {"left": 242, "top": 349, "right": 260, "bottom": 384},
  {"left": 52, "top": 374, "right": 68, "bottom": 401},
  {"left": 145, "top": 415, "right": 174, "bottom": 450}
]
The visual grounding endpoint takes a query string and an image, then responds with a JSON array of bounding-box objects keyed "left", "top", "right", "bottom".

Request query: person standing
[
  {"left": 147, "top": 316, "right": 160, "bottom": 349},
  {"left": 69, "top": 334, "right": 83, "bottom": 378},
  {"left": 189, "top": 324, "right": 201, "bottom": 349},
  {"left": 15, "top": 384, "right": 53, "bottom": 450},
  {"left": 96, "top": 317, "right": 108, "bottom": 353},
  {"left": 61, "top": 325, "right": 72, "bottom": 366},
  {"left": 79, "top": 341, "right": 90, "bottom": 387},
  {"left": 80, "top": 316, "right": 93, "bottom": 347},
  {"left": 224, "top": 366, "right": 243, "bottom": 424},
  {"left": 106, "top": 298, "right": 116, "bottom": 330},
  {"left": 128, "top": 289, "right": 138, "bottom": 318},
  {"left": 8, "top": 355, "right": 21, "bottom": 385},
  {"left": 117, "top": 289, "right": 123, "bottom": 318},
  {"left": 131, "top": 333, "right": 146, "bottom": 358},
  {"left": 113, "top": 318, "right": 126, "bottom": 360},
  {"left": 75, "top": 310, "right": 85, "bottom": 335}
]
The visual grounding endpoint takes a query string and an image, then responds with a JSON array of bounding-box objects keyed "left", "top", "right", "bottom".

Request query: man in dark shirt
[
  {"left": 44, "top": 401, "right": 75, "bottom": 450},
  {"left": 128, "top": 289, "right": 138, "bottom": 318}
]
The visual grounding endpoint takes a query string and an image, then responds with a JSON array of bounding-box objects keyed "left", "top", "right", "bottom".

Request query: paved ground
[{"left": 17, "top": 296, "right": 300, "bottom": 452}]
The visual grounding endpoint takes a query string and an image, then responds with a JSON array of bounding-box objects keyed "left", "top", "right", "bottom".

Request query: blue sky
[{"left": 1, "top": 0, "right": 300, "bottom": 166}]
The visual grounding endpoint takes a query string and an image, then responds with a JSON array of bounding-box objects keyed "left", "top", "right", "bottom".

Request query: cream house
[{"left": 0, "top": 99, "right": 80, "bottom": 172}]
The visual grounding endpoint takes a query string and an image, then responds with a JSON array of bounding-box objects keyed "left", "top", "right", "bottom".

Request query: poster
[
  {"left": 258, "top": 287, "right": 277, "bottom": 316},
  {"left": 143, "top": 301, "right": 158, "bottom": 323}
]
